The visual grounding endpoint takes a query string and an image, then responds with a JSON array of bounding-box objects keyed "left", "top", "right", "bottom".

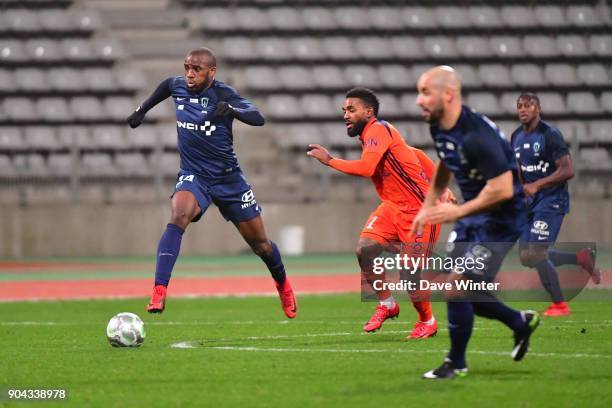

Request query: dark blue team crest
[{"left": 201, "top": 97, "right": 209, "bottom": 108}]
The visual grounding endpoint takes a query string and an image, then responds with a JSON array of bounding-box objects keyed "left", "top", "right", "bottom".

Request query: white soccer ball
[{"left": 106, "top": 312, "right": 146, "bottom": 347}]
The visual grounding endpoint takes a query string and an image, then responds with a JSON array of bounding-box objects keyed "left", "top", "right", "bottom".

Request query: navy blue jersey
[
  {"left": 511, "top": 120, "right": 570, "bottom": 214},
  {"left": 147, "top": 77, "right": 264, "bottom": 182},
  {"left": 430, "top": 106, "right": 525, "bottom": 226}
]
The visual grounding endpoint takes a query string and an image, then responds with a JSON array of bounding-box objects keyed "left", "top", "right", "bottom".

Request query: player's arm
[
  {"left": 523, "top": 130, "right": 574, "bottom": 197},
  {"left": 127, "top": 78, "right": 173, "bottom": 128},
  {"left": 213, "top": 86, "right": 265, "bottom": 126},
  {"left": 307, "top": 144, "right": 382, "bottom": 177},
  {"left": 412, "top": 147, "right": 456, "bottom": 203},
  {"left": 411, "top": 160, "right": 453, "bottom": 235}
]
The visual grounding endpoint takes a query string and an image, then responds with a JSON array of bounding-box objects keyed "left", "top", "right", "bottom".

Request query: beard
[
  {"left": 423, "top": 103, "right": 444, "bottom": 125},
  {"left": 346, "top": 118, "right": 368, "bottom": 137}
]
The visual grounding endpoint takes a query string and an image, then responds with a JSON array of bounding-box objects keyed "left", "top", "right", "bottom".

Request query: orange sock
[{"left": 410, "top": 290, "right": 432, "bottom": 322}]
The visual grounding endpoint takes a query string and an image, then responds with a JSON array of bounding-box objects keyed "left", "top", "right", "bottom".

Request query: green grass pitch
[{"left": 1, "top": 294, "right": 611, "bottom": 407}]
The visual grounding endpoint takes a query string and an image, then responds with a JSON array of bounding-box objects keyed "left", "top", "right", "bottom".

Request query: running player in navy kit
[
  {"left": 126, "top": 48, "right": 297, "bottom": 318},
  {"left": 412, "top": 66, "right": 540, "bottom": 379},
  {"left": 512, "top": 93, "right": 601, "bottom": 317}
]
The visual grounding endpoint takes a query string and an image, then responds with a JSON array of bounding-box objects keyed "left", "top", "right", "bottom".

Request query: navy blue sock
[
  {"left": 472, "top": 297, "right": 525, "bottom": 332},
  {"left": 446, "top": 301, "right": 473, "bottom": 369},
  {"left": 535, "top": 259, "right": 564, "bottom": 303},
  {"left": 548, "top": 250, "right": 578, "bottom": 266},
  {"left": 154, "top": 223, "right": 184, "bottom": 287},
  {"left": 259, "top": 241, "right": 286, "bottom": 285}
]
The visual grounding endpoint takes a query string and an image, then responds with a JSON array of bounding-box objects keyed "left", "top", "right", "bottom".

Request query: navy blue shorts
[
  {"left": 445, "top": 215, "right": 523, "bottom": 283},
  {"left": 519, "top": 211, "right": 564, "bottom": 246},
  {"left": 172, "top": 170, "right": 261, "bottom": 223}
]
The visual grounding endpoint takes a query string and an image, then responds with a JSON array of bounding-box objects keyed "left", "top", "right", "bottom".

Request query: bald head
[
  {"left": 415, "top": 65, "right": 463, "bottom": 128},
  {"left": 421, "top": 65, "right": 461, "bottom": 95}
]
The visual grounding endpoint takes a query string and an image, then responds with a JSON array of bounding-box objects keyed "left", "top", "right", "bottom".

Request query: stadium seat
[
  {"left": 590, "top": 35, "right": 612, "bottom": 57},
  {"left": 534, "top": 6, "right": 567, "bottom": 27},
  {"left": 399, "top": 93, "right": 421, "bottom": 117},
  {"left": 402, "top": 7, "right": 437, "bottom": 29},
  {"left": 71, "top": 9, "right": 104, "bottom": 32},
  {"left": 244, "top": 66, "right": 280, "bottom": 91},
  {"left": 355, "top": 37, "right": 393, "bottom": 60},
  {"left": 222, "top": 38, "right": 255, "bottom": 61},
  {"left": 91, "top": 126, "right": 125, "bottom": 149},
  {"left": 114, "top": 66, "right": 148, "bottom": 92},
  {"left": 48, "top": 68, "right": 86, "bottom": 92},
  {"left": 195, "top": 8, "right": 236, "bottom": 31},
  {"left": 103, "top": 97, "right": 136, "bottom": 121},
  {"left": 495, "top": 121, "right": 518, "bottom": 140},
  {"left": 468, "top": 6, "right": 502, "bottom": 28},
  {"left": 276, "top": 124, "right": 322, "bottom": 149},
  {"left": 82, "top": 68, "right": 117, "bottom": 91},
  {"left": 115, "top": 152, "right": 150, "bottom": 176},
  {"left": 15, "top": 68, "right": 47, "bottom": 91},
  {"left": 537, "top": 92, "right": 567, "bottom": 115},
  {"left": 157, "top": 152, "right": 181, "bottom": 176},
  {"left": 377, "top": 93, "right": 402, "bottom": 117},
  {"left": 557, "top": 35, "right": 590, "bottom": 57},
  {"left": 302, "top": 8, "right": 336, "bottom": 30},
  {"left": 279, "top": 66, "right": 314, "bottom": 90},
  {"left": 423, "top": 37, "right": 458, "bottom": 58},
  {"left": 14, "top": 153, "right": 48, "bottom": 177},
  {"left": 290, "top": 37, "right": 325, "bottom": 60},
  {"left": 61, "top": 39, "right": 95, "bottom": 61},
  {"left": 489, "top": 36, "right": 524, "bottom": 58},
  {"left": 268, "top": 7, "right": 304, "bottom": 31},
  {"left": 25, "top": 126, "right": 58, "bottom": 150},
  {"left": 47, "top": 153, "right": 74, "bottom": 177},
  {"left": 300, "top": 95, "right": 336, "bottom": 119},
  {"left": 369, "top": 7, "right": 404, "bottom": 30},
  {"left": 322, "top": 37, "right": 357, "bottom": 61},
  {"left": 312, "top": 66, "right": 348, "bottom": 90},
  {"left": 92, "top": 38, "right": 127, "bottom": 60},
  {"left": 4, "top": 98, "right": 38, "bottom": 121},
  {"left": 567, "top": 92, "right": 602, "bottom": 115},
  {"left": 500, "top": 6, "right": 538, "bottom": 28},
  {"left": 601, "top": 92, "right": 612, "bottom": 113},
  {"left": 499, "top": 93, "right": 520, "bottom": 115},
  {"left": 236, "top": 8, "right": 270, "bottom": 31},
  {"left": 3, "top": 10, "right": 40, "bottom": 32},
  {"left": 39, "top": 10, "right": 77, "bottom": 32},
  {"left": 256, "top": 38, "right": 291, "bottom": 61},
  {"left": 544, "top": 64, "right": 578, "bottom": 86},
  {"left": 523, "top": 36, "right": 559, "bottom": 57},
  {"left": 511, "top": 64, "right": 546, "bottom": 87},
  {"left": 156, "top": 123, "right": 178, "bottom": 148},
  {"left": 25, "top": 39, "right": 62, "bottom": 62},
  {"left": 36, "top": 97, "right": 73, "bottom": 122},
  {"left": 127, "top": 124, "right": 158, "bottom": 149},
  {"left": 81, "top": 152, "right": 117, "bottom": 177},
  {"left": 323, "top": 122, "right": 354, "bottom": 147},
  {"left": 344, "top": 65, "right": 381, "bottom": 88},
  {"left": 390, "top": 36, "right": 424, "bottom": 59},
  {"left": 0, "top": 70, "right": 16, "bottom": 91},
  {"left": 567, "top": 6, "right": 603, "bottom": 27},
  {"left": 435, "top": 6, "right": 469, "bottom": 28},
  {"left": 0, "top": 127, "right": 24, "bottom": 151},
  {"left": 589, "top": 121, "right": 612, "bottom": 143},
  {"left": 378, "top": 64, "right": 413, "bottom": 89},
  {"left": 478, "top": 64, "right": 513, "bottom": 87},
  {"left": 398, "top": 122, "right": 432, "bottom": 147},
  {"left": 456, "top": 36, "right": 492, "bottom": 58},
  {"left": 577, "top": 64, "right": 610, "bottom": 86},
  {"left": 145, "top": 99, "right": 173, "bottom": 121},
  {"left": 453, "top": 64, "right": 481, "bottom": 87},
  {"left": 57, "top": 125, "right": 90, "bottom": 148},
  {"left": 575, "top": 177, "right": 608, "bottom": 198},
  {"left": 466, "top": 92, "right": 502, "bottom": 116},
  {"left": 0, "top": 40, "right": 27, "bottom": 62},
  {"left": 0, "top": 155, "right": 17, "bottom": 178},
  {"left": 70, "top": 97, "right": 105, "bottom": 121},
  {"left": 334, "top": 7, "right": 370, "bottom": 29},
  {"left": 579, "top": 148, "right": 612, "bottom": 170},
  {"left": 267, "top": 95, "right": 300, "bottom": 119}
]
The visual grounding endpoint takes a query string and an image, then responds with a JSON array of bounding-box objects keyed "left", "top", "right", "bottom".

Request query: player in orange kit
[{"left": 308, "top": 87, "right": 452, "bottom": 339}]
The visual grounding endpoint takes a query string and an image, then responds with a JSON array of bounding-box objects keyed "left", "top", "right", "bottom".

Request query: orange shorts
[{"left": 360, "top": 202, "right": 440, "bottom": 257}]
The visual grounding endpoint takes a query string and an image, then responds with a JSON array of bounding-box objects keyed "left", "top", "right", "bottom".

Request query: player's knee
[
  {"left": 356, "top": 240, "right": 382, "bottom": 268},
  {"left": 169, "top": 208, "right": 195, "bottom": 229},
  {"left": 520, "top": 249, "right": 547, "bottom": 268},
  {"left": 251, "top": 240, "right": 272, "bottom": 258}
]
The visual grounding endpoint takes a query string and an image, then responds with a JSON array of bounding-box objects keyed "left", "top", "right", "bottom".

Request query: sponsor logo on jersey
[
  {"left": 533, "top": 142, "right": 540, "bottom": 152},
  {"left": 531, "top": 220, "right": 550, "bottom": 237},
  {"left": 241, "top": 190, "right": 257, "bottom": 209},
  {"left": 176, "top": 121, "right": 217, "bottom": 136},
  {"left": 201, "top": 97, "right": 209, "bottom": 107},
  {"left": 521, "top": 160, "right": 549, "bottom": 173}
]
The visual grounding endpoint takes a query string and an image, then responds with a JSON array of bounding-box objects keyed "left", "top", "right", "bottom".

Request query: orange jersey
[{"left": 329, "top": 119, "right": 433, "bottom": 209}]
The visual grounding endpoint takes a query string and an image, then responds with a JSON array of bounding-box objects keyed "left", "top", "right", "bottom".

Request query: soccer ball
[{"left": 106, "top": 312, "right": 146, "bottom": 347}]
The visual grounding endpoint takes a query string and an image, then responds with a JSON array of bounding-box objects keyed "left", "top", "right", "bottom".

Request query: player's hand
[
  {"left": 425, "top": 203, "right": 463, "bottom": 225},
  {"left": 437, "top": 188, "right": 457, "bottom": 205},
  {"left": 212, "top": 101, "right": 234, "bottom": 119},
  {"left": 410, "top": 207, "right": 430, "bottom": 236},
  {"left": 307, "top": 144, "right": 332, "bottom": 165},
  {"left": 522, "top": 182, "right": 538, "bottom": 197},
  {"left": 127, "top": 107, "right": 145, "bottom": 129}
]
